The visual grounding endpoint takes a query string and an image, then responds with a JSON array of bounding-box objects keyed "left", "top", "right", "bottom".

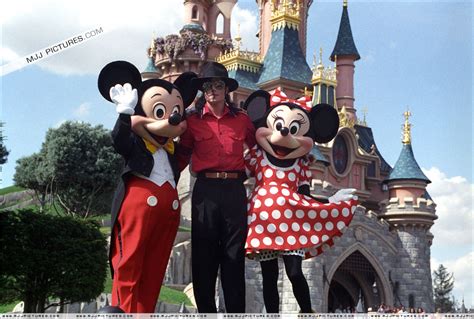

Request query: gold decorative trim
[
  {"left": 338, "top": 105, "right": 356, "bottom": 129},
  {"left": 216, "top": 49, "right": 263, "bottom": 73},
  {"left": 270, "top": 0, "right": 301, "bottom": 31}
]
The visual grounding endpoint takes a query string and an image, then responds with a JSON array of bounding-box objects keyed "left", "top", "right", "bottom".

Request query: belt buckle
[{"left": 218, "top": 172, "right": 228, "bottom": 179}]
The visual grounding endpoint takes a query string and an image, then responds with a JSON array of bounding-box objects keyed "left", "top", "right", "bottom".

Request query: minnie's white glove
[
  {"left": 109, "top": 83, "right": 138, "bottom": 115},
  {"left": 328, "top": 188, "right": 358, "bottom": 204}
]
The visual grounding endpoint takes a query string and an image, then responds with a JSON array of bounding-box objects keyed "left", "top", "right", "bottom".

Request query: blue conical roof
[
  {"left": 385, "top": 144, "right": 430, "bottom": 183},
  {"left": 258, "top": 27, "right": 312, "bottom": 86},
  {"left": 143, "top": 57, "right": 157, "bottom": 73},
  {"left": 330, "top": 5, "right": 360, "bottom": 61}
]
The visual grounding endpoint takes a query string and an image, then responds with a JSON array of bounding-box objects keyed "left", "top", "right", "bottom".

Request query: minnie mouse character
[
  {"left": 243, "top": 88, "right": 358, "bottom": 313},
  {"left": 98, "top": 61, "right": 197, "bottom": 313}
]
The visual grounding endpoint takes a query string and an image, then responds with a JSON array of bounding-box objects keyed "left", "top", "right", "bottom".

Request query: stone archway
[{"left": 324, "top": 243, "right": 394, "bottom": 312}]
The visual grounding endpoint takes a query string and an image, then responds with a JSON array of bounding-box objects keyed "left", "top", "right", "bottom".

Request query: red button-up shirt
[{"left": 177, "top": 103, "right": 256, "bottom": 173}]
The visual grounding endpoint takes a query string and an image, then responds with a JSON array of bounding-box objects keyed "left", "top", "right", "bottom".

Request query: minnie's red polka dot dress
[{"left": 244, "top": 146, "right": 357, "bottom": 260}]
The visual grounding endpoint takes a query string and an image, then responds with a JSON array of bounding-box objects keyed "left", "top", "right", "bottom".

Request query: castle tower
[
  {"left": 311, "top": 48, "right": 338, "bottom": 107},
  {"left": 256, "top": 0, "right": 312, "bottom": 58},
  {"left": 257, "top": 0, "right": 313, "bottom": 96},
  {"left": 148, "top": 0, "right": 236, "bottom": 82},
  {"left": 330, "top": 0, "right": 360, "bottom": 124},
  {"left": 184, "top": 0, "right": 236, "bottom": 40},
  {"left": 380, "top": 111, "right": 437, "bottom": 311}
]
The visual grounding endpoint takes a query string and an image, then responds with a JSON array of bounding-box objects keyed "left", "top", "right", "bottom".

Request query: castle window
[
  {"left": 328, "top": 86, "right": 335, "bottom": 107},
  {"left": 332, "top": 135, "right": 348, "bottom": 174},
  {"left": 192, "top": 5, "right": 198, "bottom": 20},
  {"left": 216, "top": 13, "right": 224, "bottom": 34},
  {"left": 321, "top": 84, "right": 327, "bottom": 104}
]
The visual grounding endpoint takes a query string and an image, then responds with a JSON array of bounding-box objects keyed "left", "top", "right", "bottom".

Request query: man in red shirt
[{"left": 177, "top": 62, "right": 256, "bottom": 313}]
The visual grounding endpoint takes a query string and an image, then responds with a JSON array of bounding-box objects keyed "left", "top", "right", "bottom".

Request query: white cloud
[
  {"left": 0, "top": 47, "right": 20, "bottom": 64},
  {"left": 231, "top": 5, "right": 259, "bottom": 52},
  {"left": 432, "top": 252, "right": 474, "bottom": 308},
  {"left": 425, "top": 167, "right": 473, "bottom": 308},
  {"left": 423, "top": 167, "right": 473, "bottom": 247},
  {"left": 2, "top": 0, "right": 184, "bottom": 75},
  {"left": 73, "top": 102, "right": 91, "bottom": 118}
]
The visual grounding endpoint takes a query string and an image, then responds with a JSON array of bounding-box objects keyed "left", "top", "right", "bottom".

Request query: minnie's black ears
[
  {"left": 243, "top": 90, "right": 271, "bottom": 125},
  {"left": 173, "top": 72, "right": 198, "bottom": 107},
  {"left": 98, "top": 61, "right": 142, "bottom": 102},
  {"left": 311, "top": 103, "right": 340, "bottom": 143}
]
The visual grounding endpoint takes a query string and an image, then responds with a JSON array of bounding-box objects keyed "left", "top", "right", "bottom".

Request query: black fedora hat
[{"left": 192, "top": 61, "right": 238, "bottom": 92}]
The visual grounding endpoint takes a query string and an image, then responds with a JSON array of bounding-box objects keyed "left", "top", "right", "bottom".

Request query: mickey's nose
[
  {"left": 280, "top": 127, "right": 289, "bottom": 136},
  {"left": 168, "top": 113, "right": 182, "bottom": 126}
]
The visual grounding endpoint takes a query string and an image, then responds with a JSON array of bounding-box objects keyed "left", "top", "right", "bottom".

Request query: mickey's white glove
[
  {"left": 109, "top": 83, "right": 138, "bottom": 115},
  {"left": 328, "top": 188, "right": 358, "bottom": 204}
]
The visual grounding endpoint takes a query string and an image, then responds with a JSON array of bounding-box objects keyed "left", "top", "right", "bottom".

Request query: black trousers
[{"left": 191, "top": 177, "right": 247, "bottom": 313}]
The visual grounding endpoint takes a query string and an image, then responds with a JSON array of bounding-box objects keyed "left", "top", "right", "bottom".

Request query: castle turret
[
  {"left": 311, "top": 48, "right": 338, "bottom": 107},
  {"left": 184, "top": 0, "right": 236, "bottom": 40},
  {"left": 149, "top": 0, "right": 235, "bottom": 82},
  {"left": 257, "top": 0, "right": 313, "bottom": 96},
  {"left": 257, "top": 0, "right": 312, "bottom": 58},
  {"left": 380, "top": 111, "right": 437, "bottom": 312},
  {"left": 330, "top": 0, "right": 359, "bottom": 124}
]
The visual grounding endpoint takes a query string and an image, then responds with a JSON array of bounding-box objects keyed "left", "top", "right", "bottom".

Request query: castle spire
[
  {"left": 331, "top": 0, "right": 359, "bottom": 61},
  {"left": 402, "top": 108, "right": 412, "bottom": 144},
  {"left": 257, "top": 0, "right": 312, "bottom": 90},
  {"left": 385, "top": 111, "right": 430, "bottom": 184}
]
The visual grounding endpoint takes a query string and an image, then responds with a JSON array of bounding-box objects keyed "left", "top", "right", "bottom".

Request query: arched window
[
  {"left": 216, "top": 13, "right": 224, "bottom": 34},
  {"left": 321, "top": 84, "right": 327, "bottom": 104},
  {"left": 192, "top": 5, "right": 198, "bottom": 20},
  {"left": 409, "top": 294, "right": 415, "bottom": 308},
  {"left": 332, "top": 135, "right": 348, "bottom": 175}
]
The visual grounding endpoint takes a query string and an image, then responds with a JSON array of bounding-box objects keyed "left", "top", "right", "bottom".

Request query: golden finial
[
  {"left": 234, "top": 23, "right": 242, "bottom": 49},
  {"left": 319, "top": 47, "right": 323, "bottom": 64},
  {"left": 343, "top": 0, "right": 348, "bottom": 7},
  {"left": 149, "top": 33, "right": 156, "bottom": 58},
  {"left": 402, "top": 107, "right": 412, "bottom": 144},
  {"left": 312, "top": 52, "right": 317, "bottom": 68},
  {"left": 360, "top": 107, "right": 368, "bottom": 126}
]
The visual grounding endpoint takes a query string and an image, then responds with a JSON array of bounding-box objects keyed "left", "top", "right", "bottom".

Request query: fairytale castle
[{"left": 145, "top": 0, "right": 437, "bottom": 313}]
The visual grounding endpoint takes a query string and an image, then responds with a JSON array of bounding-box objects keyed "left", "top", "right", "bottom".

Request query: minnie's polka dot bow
[{"left": 270, "top": 87, "right": 313, "bottom": 112}]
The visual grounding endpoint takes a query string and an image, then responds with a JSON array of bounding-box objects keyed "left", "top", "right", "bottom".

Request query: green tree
[
  {"left": 44, "top": 121, "right": 122, "bottom": 217},
  {"left": 0, "top": 143, "right": 8, "bottom": 165},
  {"left": 13, "top": 121, "right": 123, "bottom": 217},
  {"left": 433, "top": 264, "right": 455, "bottom": 312},
  {"left": 0, "top": 209, "right": 108, "bottom": 312},
  {"left": 0, "top": 122, "right": 8, "bottom": 165},
  {"left": 14, "top": 153, "right": 53, "bottom": 212}
]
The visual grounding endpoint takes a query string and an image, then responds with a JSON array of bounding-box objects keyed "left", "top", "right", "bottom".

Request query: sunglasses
[{"left": 202, "top": 80, "right": 225, "bottom": 92}]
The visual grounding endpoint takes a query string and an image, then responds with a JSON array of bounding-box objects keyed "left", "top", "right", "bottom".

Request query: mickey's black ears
[
  {"left": 173, "top": 72, "right": 198, "bottom": 107},
  {"left": 311, "top": 103, "right": 340, "bottom": 143},
  {"left": 98, "top": 61, "right": 142, "bottom": 102},
  {"left": 243, "top": 90, "right": 271, "bottom": 126}
]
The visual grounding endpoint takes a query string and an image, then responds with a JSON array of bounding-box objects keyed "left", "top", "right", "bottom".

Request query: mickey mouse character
[
  {"left": 243, "top": 88, "right": 358, "bottom": 313},
  {"left": 98, "top": 61, "right": 197, "bottom": 313}
]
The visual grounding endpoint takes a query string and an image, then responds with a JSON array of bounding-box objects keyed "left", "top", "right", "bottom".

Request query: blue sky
[{"left": 1, "top": 0, "right": 472, "bottom": 309}]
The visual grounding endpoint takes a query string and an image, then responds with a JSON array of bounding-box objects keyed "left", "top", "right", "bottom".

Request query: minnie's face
[
  {"left": 256, "top": 104, "right": 314, "bottom": 159},
  {"left": 131, "top": 86, "right": 187, "bottom": 146}
]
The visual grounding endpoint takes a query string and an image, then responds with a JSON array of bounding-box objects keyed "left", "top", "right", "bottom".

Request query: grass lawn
[
  {"left": 103, "top": 269, "right": 191, "bottom": 306},
  {"left": 0, "top": 186, "right": 24, "bottom": 196},
  {"left": 159, "top": 286, "right": 192, "bottom": 306},
  {"left": 0, "top": 301, "right": 19, "bottom": 313}
]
